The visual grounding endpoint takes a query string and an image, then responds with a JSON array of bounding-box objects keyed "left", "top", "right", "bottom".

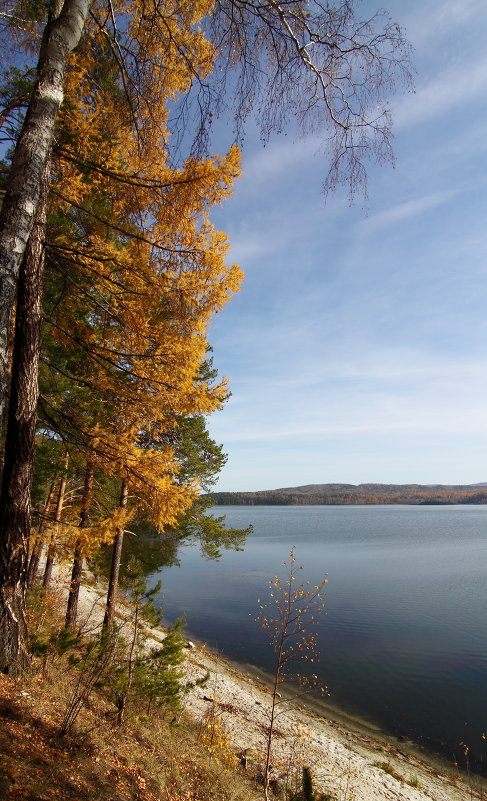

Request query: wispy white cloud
[
  {"left": 222, "top": 183, "right": 336, "bottom": 264},
  {"left": 288, "top": 350, "right": 487, "bottom": 384},
  {"left": 224, "top": 226, "right": 284, "bottom": 263},
  {"left": 212, "top": 397, "right": 487, "bottom": 443},
  {"left": 399, "top": 0, "right": 486, "bottom": 49},
  {"left": 210, "top": 346, "right": 487, "bottom": 446},
  {"left": 360, "top": 190, "right": 457, "bottom": 231},
  {"left": 393, "top": 53, "right": 487, "bottom": 130},
  {"left": 240, "top": 135, "right": 322, "bottom": 185}
]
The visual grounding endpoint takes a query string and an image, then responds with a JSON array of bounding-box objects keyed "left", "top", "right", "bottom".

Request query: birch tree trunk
[{"left": 0, "top": 0, "right": 90, "bottom": 426}]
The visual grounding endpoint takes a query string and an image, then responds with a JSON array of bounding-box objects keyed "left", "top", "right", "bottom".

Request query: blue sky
[{"left": 206, "top": 0, "right": 487, "bottom": 491}]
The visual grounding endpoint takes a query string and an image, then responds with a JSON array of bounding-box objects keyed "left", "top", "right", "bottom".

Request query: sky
[{"left": 205, "top": 0, "right": 487, "bottom": 492}]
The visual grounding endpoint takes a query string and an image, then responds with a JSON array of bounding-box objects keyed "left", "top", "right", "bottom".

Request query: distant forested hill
[{"left": 209, "top": 483, "right": 487, "bottom": 505}]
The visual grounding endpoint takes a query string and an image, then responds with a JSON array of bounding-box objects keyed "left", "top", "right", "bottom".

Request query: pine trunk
[
  {"left": 65, "top": 544, "right": 83, "bottom": 630},
  {"left": 0, "top": 0, "right": 90, "bottom": 424},
  {"left": 65, "top": 464, "right": 93, "bottom": 629},
  {"left": 0, "top": 300, "right": 17, "bottom": 475},
  {"left": 42, "top": 455, "right": 68, "bottom": 590},
  {"left": 0, "top": 160, "right": 50, "bottom": 674},
  {"left": 26, "top": 481, "right": 56, "bottom": 588},
  {"left": 26, "top": 537, "right": 43, "bottom": 589},
  {"left": 103, "top": 480, "right": 128, "bottom": 631},
  {"left": 42, "top": 547, "right": 55, "bottom": 590}
]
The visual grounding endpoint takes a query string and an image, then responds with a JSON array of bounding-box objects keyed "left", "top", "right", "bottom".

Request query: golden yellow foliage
[
  {"left": 199, "top": 709, "right": 238, "bottom": 769},
  {"left": 42, "top": 4, "right": 243, "bottom": 551}
]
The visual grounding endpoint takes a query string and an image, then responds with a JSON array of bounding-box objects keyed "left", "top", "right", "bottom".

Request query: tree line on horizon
[
  {"left": 0, "top": 0, "right": 411, "bottom": 675},
  {"left": 210, "top": 483, "right": 487, "bottom": 506}
]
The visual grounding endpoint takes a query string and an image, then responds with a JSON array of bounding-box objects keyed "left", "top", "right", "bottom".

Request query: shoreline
[
  {"left": 177, "top": 631, "right": 485, "bottom": 801},
  {"left": 54, "top": 568, "right": 486, "bottom": 801},
  {"left": 179, "top": 627, "right": 478, "bottom": 786}
]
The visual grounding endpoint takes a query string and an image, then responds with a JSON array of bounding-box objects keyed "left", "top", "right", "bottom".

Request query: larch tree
[
  {"left": 32, "top": 34, "right": 245, "bottom": 632},
  {"left": 0, "top": 11, "right": 240, "bottom": 669}
]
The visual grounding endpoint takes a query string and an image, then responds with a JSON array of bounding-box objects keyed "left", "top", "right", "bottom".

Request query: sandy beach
[{"left": 57, "top": 568, "right": 483, "bottom": 801}]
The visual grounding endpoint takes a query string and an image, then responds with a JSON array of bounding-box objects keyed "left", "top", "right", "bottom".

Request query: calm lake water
[{"left": 152, "top": 505, "right": 487, "bottom": 769}]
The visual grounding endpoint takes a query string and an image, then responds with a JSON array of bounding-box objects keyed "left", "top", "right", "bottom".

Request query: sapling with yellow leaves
[{"left": 256, "top": 550, "right": 328, "bottom": 801}]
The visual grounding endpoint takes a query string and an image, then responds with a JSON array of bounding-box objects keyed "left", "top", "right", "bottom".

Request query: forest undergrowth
[{"left": 0, "top": 585, "right": 261, "bottom": 801}]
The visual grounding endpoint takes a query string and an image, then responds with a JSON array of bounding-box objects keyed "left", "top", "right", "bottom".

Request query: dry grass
[
  {"left": 0, "top": 588, "right": 260, "bottom": 801},
  {"left": 0, "top": 664, "right": 260, "bottom": 801},
  {"left": 372, "top": 761, "right": 404, "bottom": 781},
  {"left": 372, "top": 761, "right": 423, "bottom": 791}
]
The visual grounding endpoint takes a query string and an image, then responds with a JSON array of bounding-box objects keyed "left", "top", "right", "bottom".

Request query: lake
[{"left": 152, "top": 505, "right": 487, "bottom": 771}]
